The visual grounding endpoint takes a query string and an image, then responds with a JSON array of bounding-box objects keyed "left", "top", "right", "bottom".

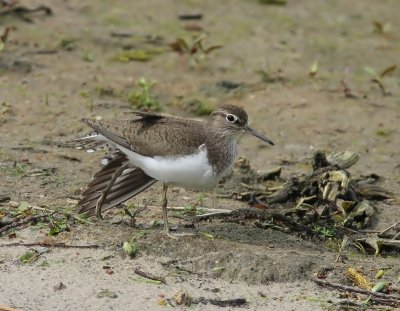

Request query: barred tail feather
[
  {"left": 64, "top": 132, "right": 108, "bottom": 152},
  {"left": 77, "top": 152, "right": 157, "bottom": 216}
]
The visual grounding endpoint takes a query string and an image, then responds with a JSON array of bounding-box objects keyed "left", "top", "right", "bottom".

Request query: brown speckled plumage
[
  {"left": 82, "top": 112, "right": 207, "bottom": 158},
  {"left": 69, "top": 105, "right": 273, "bottom": 221}
]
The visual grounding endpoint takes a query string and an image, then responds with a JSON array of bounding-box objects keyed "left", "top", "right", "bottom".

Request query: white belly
[{"left": 118, "top": 145, "right": 222, "bottom": 189}]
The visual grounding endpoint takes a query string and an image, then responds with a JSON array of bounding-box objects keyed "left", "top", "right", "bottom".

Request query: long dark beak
[{"left": 245, "top": 125, "right": 274, "bottom": 145}]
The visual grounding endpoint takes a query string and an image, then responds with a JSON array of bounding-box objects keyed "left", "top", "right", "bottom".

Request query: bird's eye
[{"left": 226, "top": 114, "right": 237, "bottom": 123}]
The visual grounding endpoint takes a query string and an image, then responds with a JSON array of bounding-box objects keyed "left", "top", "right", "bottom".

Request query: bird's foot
[
  {"left": 161, "top": 230, "right": 196, "bottom": 239},
  {"left": 95, "top": 193, "right": 105, "bottom": 220},
  {"left": 162, "top": 230, "right": 179, "bottom": 240}
]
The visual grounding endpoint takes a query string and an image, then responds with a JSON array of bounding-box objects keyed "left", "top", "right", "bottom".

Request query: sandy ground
[{"left": 1, "top": 0, "right": 400, "bottom": 310}]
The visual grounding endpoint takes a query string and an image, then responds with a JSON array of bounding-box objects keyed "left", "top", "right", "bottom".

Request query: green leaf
[
  {"left": 19, "top": 250, "right": 39, "bottom": 264},
  {"left": 129, "top": 276, "right": 161, "bottom": 284},
  {"left": 123, "top": 241, "right": 137, "bottom": 257},
  {"left": 309, "top": 61, "right": 318, "bottom": 78},
  {"left": 48, "top": 219, "right": 68, "bottom": 236},
  {"left": 375, "top": 269, "right": 385, "bottom": 279},
  {"left": 364, "top": 235, "right": 382, "bottom": 255},
  {"left": 200, "top": 232, "right": 214, "bottom": 240},
  {"left": 18, "top": 201, "right": 30, "bottom": 212},
  {"left": 123, "top": 208, "right": 133, "bottom": 218},
  {"left": 82, "top": 52, "right": 94, "bottom": 62},
  {"left": 364, "top": 67, "right": 378, "bottom": 78},
  {"left": 371, "top": 281, "right": 387, "bottom": 293}
]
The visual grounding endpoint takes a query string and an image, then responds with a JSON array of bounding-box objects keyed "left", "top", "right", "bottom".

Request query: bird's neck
[{"left": 204, "top": 126, "right": 238, "bottom": 175}]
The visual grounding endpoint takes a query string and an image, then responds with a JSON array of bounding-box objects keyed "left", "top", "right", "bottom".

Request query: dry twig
[
  {"left": 193, "top": 207, "right": 313, "bottom": 234},
  {"left": 195, "top": 210, "right": 233, "bottom": 221},
  {"left": 379, "top": 220, "right": 400, "bottom": 238},
  {"left": 134, "top": 267, "right": 166, "bottom": 284},
  {"left": 0, "top": 242, "right": 100, "bottom": 249},
  {"left": 167, "top": 206, "right": 231, "bottom": 213}
]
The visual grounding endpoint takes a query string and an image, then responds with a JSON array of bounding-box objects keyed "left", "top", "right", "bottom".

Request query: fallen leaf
[
  {"left": 380, "top": 64, "right": 397, "bottom": 78},
  {"left": 309, "top": 61, "right": 318, "bottom": 78},
  {"left": 123, "top": 241, "right": 137, "bottom": 257}
]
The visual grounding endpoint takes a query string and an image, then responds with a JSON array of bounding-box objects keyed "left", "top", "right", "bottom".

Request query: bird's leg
[
  {"left": 161, "top": 182, "right": 172, "bottom": 233},
  {"left": 161, "top": 183, "right": 178, "bottom": 239},
  {"left": 95, "top": 166, "right": 125, "bottom": 219},
  {"left": 161, "top": 183, "right": 196, "bottom": 239}
]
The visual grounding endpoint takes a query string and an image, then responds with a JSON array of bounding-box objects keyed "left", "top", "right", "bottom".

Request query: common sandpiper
[{"left": 69, "top": 105, "right": 274, "bottom": 237}]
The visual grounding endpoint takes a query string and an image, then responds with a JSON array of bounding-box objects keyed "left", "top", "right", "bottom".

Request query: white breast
[{"left": 118, "top": 144, "right": 221, "bottom": 189}]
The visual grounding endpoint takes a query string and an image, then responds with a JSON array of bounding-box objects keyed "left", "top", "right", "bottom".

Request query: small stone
[{"left": 54, "top": 282, "right": 66, "bottom": 291}]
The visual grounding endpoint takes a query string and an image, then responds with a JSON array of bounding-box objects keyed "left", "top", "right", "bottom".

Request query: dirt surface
[{"left": 1, "top": 1, "right": 400, "bottom": 310}]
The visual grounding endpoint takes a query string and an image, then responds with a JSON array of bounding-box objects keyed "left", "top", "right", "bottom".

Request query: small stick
[
  {"left": 127, "top": 204, "right": 148, "bottom": 227},
  {"left": 132, "top": 204, "right": 148, "bottom": 217},
  {"left": 195, "top": 211, "right": 233, "bottom": 221},
  {"left": 357, "top": 237, "right": 400, "bottom": 248},
  {"left": 110, "top": 31, "right": 134, "bottom": 38},
  {"left": 30, "top": 206, "right": 48, "bottom": 212},
  {"left": 0, "top": 242, "right": 101, "bottom": 249},
  {"left": 0, "top": 214, "right": 50, "bottom": 234},
  {"left": 134, "top": 267, "right": 166, "bottom": 284},
  {"left": 335, "top": 236, "right": 350, "bottom": 263},
  {"left": 165, "top": 206, "right": 231, "bottom": 213},
  {"left": 358, "top": 229, "right": 381, "bottom": 234},
  {"left": 166, "top": 206, "right": 232, "bottom": 214},
  {"left": 379, "top": 220, "right": 400, "bottom": 237},
  {"left": 341, "top": 227, "right": 360, "bottom": 234},
  {"left": 215, "top": 194, "right": 233, "bottom": 199}
]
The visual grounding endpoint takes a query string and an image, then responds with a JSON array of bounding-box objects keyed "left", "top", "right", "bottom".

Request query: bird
[{"left": 68, "top": 104, "right": 274, "bottom": 237}]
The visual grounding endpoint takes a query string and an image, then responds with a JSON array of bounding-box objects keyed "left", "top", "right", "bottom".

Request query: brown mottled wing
[
  {"left": 78, "top": 152, "right": 157, "bottom": 216},
  {"left": 82, "top": 113, "right": 206, "bottom": 158}
]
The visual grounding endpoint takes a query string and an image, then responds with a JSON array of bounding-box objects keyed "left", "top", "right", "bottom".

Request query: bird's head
[{"left": 210, "top": 104, "right": 274, "bottom": 145}]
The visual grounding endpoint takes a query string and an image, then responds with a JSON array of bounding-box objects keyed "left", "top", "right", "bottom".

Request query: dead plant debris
[
  {"left": 216, "top": 150, "right": 395, "bottom": 254},
  {"left": 169, "top": 34, "right": 222, "bottom": 66},
  {"left": 0, "top": 203, "right": 91, "bottom": 237},
  {"left": 134, "top": 267, "right": 166, "bottom": 284},
  {"left": 312, "top": 277, "right": 400, "bottom": 308}
]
